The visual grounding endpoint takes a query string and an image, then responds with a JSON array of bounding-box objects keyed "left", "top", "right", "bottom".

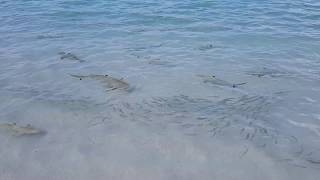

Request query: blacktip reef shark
[
  {"left": 198, "top": 44, "right": 214, "bottom": 51},
  {"left": 0, "top": 122, "right": 46, "bottom": 136},
  {"left": 69, "top": 74, "right": 131, "bottom": 92},
  {"left": 58, "top": 52, "right": 85, "bottom": 62},
  {"left": 198, "top": 75, "right": 247, "bottom": 88},
  {"left": 37, "top": 34, "right": 63, "bottom": 39},
  {"left": 246, "top": 67, "right": 290, "bottom": 78}
]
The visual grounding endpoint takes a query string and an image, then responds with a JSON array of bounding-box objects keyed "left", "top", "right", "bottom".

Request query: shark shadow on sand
[
  {"left": 197, "top": 75, "right": 247, "bottom": 88},
  {"left": 0, "top": 122, "right": 46, "bottom": 137}
]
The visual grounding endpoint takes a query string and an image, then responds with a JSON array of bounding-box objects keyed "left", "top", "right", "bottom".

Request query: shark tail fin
[
  {"left": 233, "top": 82, "right": 247, "bottom": 88},
  {"left": 69, "top": 74, "right": 85, "bottom": 80}
]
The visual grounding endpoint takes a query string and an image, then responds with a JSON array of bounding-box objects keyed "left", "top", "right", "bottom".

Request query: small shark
[
  {"left": 198, "top": 44, "right": 214, "bottom": 51},
  {"left": 0, "top": 122, "right": 46, "bottom": 136},
  {"left": 198, "top": 75, "right": 247, "bottom": 88},
  {"left": 198, "top": 44, "right": 225, "bottom": 51},
  {"left": 246, "top": 67, "right": 289, "bottom": 78},
  {"left": 37, "top": 35, "right": 63, "bottom": 39},
  {"left": 70, "top": 74, "right": 130, "bottom": 92},
  {"left": 58, "top": 52, "right": 85, "bottom": 62}
]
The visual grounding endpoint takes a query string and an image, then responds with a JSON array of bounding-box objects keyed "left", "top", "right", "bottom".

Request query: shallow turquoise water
[{"left": 0, "top": 0, "right": 320, "bottom": 179}]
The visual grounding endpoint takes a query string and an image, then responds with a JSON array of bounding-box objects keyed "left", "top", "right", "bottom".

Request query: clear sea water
[{"left": 1, "top": 0, "right": 320, "bottom": 179}]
